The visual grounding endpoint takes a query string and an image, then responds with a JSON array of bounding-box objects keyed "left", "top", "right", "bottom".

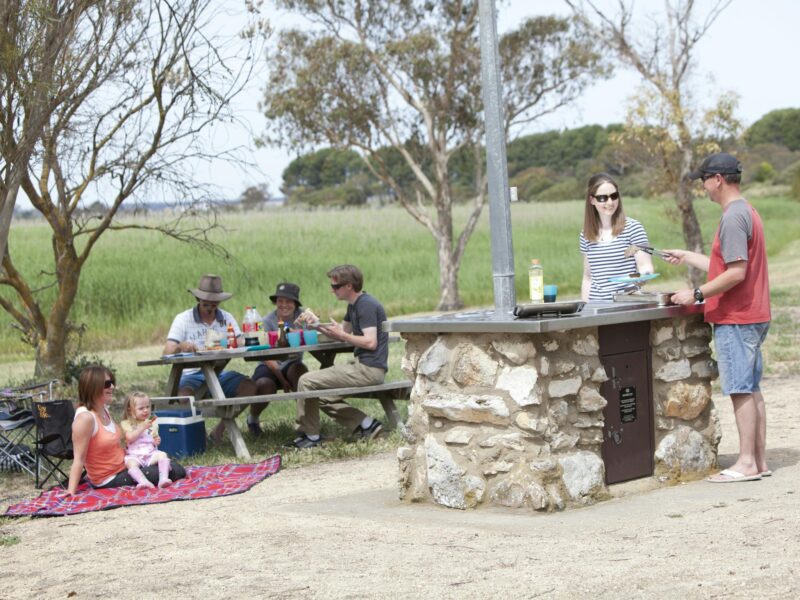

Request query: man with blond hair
[{"left": 289, "top": 265, "right": 388, "bottom": 449}]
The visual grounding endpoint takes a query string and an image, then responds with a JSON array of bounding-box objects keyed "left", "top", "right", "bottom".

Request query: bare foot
[
  {"left": 158, "top": 478, "right": 173, "bottom": 488},
  {"left": 136, "top": 481, "right": 155, "bottom": 489}
]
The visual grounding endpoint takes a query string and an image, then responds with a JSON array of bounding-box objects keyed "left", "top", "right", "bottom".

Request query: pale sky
[
  {"left": 216, "top": 0, "right": 800, "bottom": 200},
  {"left": 14, "top": 0, "right": 800, "bottom": 209}
]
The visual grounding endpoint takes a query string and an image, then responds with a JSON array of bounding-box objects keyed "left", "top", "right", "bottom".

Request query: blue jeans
[
  {"left": 714, "top": 322, "right": 770, "bottom": 395},
  {"left": 179, "top": 370, "right": 248, "bottom": 397}
]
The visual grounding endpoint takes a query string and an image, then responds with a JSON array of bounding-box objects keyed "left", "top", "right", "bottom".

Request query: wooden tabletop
[{"left": 137, "top": 341, "right": 355, "bottom": 367}]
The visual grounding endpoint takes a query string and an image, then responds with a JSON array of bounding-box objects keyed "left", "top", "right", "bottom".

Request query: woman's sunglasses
[
  {"left": 593, "top": 192, "right": 620, "bottom": 203},
  {"left": 103, "top": 379, "right": 116, "bottom": 389}
]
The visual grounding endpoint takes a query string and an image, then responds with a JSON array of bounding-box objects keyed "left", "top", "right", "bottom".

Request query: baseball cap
[{"left": 687, "top": 152, "right": 743, "bottom": 180}]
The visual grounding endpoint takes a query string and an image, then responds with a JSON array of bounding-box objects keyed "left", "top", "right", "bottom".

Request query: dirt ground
[{"left": 1, "top": 375, "right": 799, "bottom": 599}]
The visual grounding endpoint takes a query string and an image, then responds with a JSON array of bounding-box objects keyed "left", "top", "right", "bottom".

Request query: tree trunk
[
  {"left": 676, "top": 182, "right": 706, "bottom": 288},
  {"left": 34, "top": 328, "right": 68, "bottom": 381},
  {"left": 436, "top": 241, "right": 463, "bottom": 310},
  {"left": 32, "top": 252, "right": 82, "bottom": 380}
]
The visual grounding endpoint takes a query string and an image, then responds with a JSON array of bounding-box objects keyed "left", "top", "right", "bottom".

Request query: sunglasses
[
  {"left": 330, "top": 282, "right": 346, "bottom": 290},
  {"left": 103, "top": 379, "right": 116, "bottom": 389},
  {"left": 593, "top": 192, "right": 620, "bottom": 203},
  {"left": 701, "top": 173, "right": 717, "bottom": 182}
]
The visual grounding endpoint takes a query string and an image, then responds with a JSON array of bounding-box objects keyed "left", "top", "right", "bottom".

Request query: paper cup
[{"left": 286, "top": 331, "right": 301, "bottom": 347}]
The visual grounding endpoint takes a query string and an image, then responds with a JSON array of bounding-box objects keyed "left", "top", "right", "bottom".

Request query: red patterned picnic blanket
[{"left": 4, "top": 455, "right": 281, "bottom": 517}]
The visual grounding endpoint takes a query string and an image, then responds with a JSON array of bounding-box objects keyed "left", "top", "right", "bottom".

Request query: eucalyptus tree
[
  {"left": 566, "top": 0, "right": 739, "bottom": 286},
  {"left": 260, "top": 0, "right": 607, "bottom": 310},
  {"left": 0, "top": 1, "right": 259, "bottom": 378}
]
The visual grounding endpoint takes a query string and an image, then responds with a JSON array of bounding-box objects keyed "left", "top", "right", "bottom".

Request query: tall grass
[{"left": 4, "top": 195, "right": 800, "bottom": 360}]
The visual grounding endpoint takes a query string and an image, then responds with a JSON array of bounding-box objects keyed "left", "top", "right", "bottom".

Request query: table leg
[
  {"left": 378, "top": 396, "right": 402, "bottom": 430},
  {"left": 309, "top": 349, "right": 338, "bottom": 368},
  {"left": 165, "top": 365, "right": 182, "bottom": 396},
  {"left": 223, "top": 418, "right": 251, "bottom": 460},
  {"left": 201, "top": 364, "right": 251, "bottom": 460}
]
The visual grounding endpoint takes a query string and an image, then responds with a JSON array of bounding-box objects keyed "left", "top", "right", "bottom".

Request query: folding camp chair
[
  {"left": 0, "top": 410, "right": 36, "bottom": 475},
  {"left": 0, "top": 381, "right": 56, "bottom": 476},
  {"left": 31, "top": 399, "right": 75, "bottom": 488}
]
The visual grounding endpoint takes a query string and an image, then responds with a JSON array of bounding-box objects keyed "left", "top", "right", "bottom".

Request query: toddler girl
[{"left": 120, "top": 391, "right": 172, "bottom": 489}]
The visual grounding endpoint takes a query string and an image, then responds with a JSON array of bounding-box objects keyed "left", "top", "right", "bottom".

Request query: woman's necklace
[{"left": 96, "top": 406, "right": 111, "bottom": 426}]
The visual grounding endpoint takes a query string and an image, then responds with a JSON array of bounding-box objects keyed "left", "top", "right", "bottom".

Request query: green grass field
[
  {"left": 2, "top": 195, "right": 798, "bottom": 468},
  {"left": 4, "top": 195, "right": 800, "bottom": 361}
]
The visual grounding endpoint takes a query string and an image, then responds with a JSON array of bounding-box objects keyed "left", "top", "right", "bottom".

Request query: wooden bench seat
[{"left": 194, "top": 380, "right": 412, "bottom": 428}]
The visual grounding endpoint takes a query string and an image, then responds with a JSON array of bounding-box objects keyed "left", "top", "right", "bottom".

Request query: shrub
[{"left": 753, "top": 161, "right": 776, "bottom": 183}]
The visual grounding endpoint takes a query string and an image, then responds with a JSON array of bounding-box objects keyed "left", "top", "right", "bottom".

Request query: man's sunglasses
[
  {"left": 701, "top": 173, "right": 717, "bottom": 182},
  {"left": 103, "top": 379, "right": 116, "bottom": 389},
  {"left": 593, "top": 192, "right": 620, "bottom": 203},
  {"left": 330, "top": 282, "right": 346, "bottom": 290}
]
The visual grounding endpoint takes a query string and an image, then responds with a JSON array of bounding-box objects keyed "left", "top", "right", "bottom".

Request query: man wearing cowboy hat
[
  {"left": 164, "top": 274, "right": 257, "bottom": 443},
  {"left": 246, "top": 282, "right": 309, "bottom": 435}
]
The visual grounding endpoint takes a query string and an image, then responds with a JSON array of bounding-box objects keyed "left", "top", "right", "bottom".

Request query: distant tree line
[{"left": 277, "top": 107, "right": 800, "bottom": 206}]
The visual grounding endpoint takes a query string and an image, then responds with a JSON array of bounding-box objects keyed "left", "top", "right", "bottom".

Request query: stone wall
[
  {"left": 397, "top": 315, "right": 719, "bottom": 512},
  {"left": 650, "top": 316, "right": 721, "bottom": 479}
]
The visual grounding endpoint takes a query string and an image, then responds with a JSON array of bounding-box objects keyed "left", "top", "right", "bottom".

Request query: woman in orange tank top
[{"left": 65, "top": 365, "right": 185, "bottom": 495}]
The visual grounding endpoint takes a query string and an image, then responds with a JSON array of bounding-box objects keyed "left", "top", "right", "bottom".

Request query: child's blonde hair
[{"left": 123, "top": 391, "right": 151, "bottom": 421}]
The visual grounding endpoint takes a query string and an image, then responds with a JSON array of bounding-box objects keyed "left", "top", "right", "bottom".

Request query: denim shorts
[
  {"left": 713, "top": 322, "right": 770, "bottom": 395},
  {"left": 178, "top": 370, "right": 248, "bottom": 398}
]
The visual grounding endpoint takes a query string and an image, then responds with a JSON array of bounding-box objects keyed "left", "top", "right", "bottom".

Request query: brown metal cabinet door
[{"left": 600, "top": 350, "right": 654, "bottom": 484}]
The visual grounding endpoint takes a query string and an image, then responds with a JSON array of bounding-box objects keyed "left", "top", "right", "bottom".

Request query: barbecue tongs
[{"left": 624, "top": 244, "right": 673, "bottom": 260}]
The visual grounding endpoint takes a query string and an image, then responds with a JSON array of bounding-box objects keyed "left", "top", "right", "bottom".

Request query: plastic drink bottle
[
  {"left": 243, "top": 306, "right": 259, "bottom": 346},
  {"left": 226, "top": 323, "right": 237, "bottom": 349},
  {"left": 529, "top": 259, "right": 544, "bottom": 303}
]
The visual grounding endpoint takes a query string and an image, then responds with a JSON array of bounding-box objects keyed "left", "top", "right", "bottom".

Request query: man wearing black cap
[
  {"left": 164, "top": 274, "right": 257, "bottom": 444},
  {"left": 246, "top": 282, "right": 309, "bottom": 435},
  {"left": 666, "top": 153, "right": 771, "bottom": 483}
]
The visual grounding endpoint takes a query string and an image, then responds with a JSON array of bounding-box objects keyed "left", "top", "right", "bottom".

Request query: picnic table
[{"left": 137, "top": 341, "right": 410, "bottom": 459}]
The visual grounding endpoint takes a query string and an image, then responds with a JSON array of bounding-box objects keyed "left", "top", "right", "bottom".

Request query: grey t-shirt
[
  {"left": 718, "top": 199, "right": 752, "bottom": 264},
  {"left": 345, "top": 292, "right": 388, "bottom": 371}
]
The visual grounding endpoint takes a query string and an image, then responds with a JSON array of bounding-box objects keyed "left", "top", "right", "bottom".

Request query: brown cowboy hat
[
  {"left": 269, "top": 282, "right": 302, "bottom": 306},
  {"left": 188, "top": 274, "right": 233, "bottom": 302}
]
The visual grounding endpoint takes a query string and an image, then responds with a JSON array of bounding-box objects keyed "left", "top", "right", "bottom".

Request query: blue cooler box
[{"left": 155, "top": 408, "right": 206, "bottom": 458}]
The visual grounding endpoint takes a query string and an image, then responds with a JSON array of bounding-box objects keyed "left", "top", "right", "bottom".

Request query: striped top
[{"left": 579, "top": 218, "right": 650, "bottom": 301}]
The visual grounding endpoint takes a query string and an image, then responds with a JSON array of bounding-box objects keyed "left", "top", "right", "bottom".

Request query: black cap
[
  {"left": 687, "top": 152, "right": 743, "bottom": 180},
  {"left": 269, "top": 282, "right": 302, "bottom": 306}
]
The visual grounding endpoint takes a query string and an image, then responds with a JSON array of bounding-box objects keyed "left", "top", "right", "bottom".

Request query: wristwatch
[{"left": 693, "top": 288, "right": 704, "bottom": 302}]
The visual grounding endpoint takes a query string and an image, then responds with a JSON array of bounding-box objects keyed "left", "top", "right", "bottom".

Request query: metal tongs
[{"left": 624, "top": 244, "right": 674, "bottom": 260}]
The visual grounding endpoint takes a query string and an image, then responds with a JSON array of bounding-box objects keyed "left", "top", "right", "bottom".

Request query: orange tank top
[{"left": 78, "top": 407, "right": 125, "bottom": 485}]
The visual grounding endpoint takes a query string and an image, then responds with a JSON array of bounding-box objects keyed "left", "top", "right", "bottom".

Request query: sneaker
[
  {"left": 284, "top": 432, "right": 322, "bottom": 449},
  {"left": 246, "top": 419, "right": 263, "bottom": 436},
  {"left": 354, "top": 419, "right": 383, "bottom": 440}
]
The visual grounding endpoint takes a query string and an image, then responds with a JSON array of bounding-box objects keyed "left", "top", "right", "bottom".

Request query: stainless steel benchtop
[{"left": 384, "top": 301, "right": 704, "bottom": 334}]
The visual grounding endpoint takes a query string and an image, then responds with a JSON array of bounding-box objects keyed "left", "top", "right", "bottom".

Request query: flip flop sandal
[{"left": 706, "top": 468, "right": 762, "bottom": 483}]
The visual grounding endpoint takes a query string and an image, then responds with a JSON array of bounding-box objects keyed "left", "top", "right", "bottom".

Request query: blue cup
[
  {"left": 303, "top": 329, "right": 318, "bottom": 345},
  {"left": 286, "top": 331, "right": 302, "bottom": 347},
  {"left": 543, "top": 284, "right": 557, "bottom": 303}
]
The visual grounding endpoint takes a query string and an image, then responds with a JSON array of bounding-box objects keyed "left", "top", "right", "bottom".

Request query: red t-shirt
[{"left": 704, "top": 200, "right": 770, "bottom": 324}]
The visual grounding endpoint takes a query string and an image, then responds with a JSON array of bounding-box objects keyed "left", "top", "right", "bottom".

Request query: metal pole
[{"left": 478, "top": 0, "right": 516, "bottom": 317}]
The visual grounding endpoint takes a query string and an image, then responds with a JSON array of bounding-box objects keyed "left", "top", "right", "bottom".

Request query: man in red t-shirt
[{"left": 666, "top": 153, "right": 771, "bottom": 483}]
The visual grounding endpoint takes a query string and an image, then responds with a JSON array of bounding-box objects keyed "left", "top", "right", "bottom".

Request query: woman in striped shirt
[{"left": 579, "top": 173, "right": 654, "bottom": 301}]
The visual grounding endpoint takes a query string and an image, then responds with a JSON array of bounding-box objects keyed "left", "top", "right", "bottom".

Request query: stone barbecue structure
[{"left": 387, "top": 302, "right": 720, "bottom": 512}]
